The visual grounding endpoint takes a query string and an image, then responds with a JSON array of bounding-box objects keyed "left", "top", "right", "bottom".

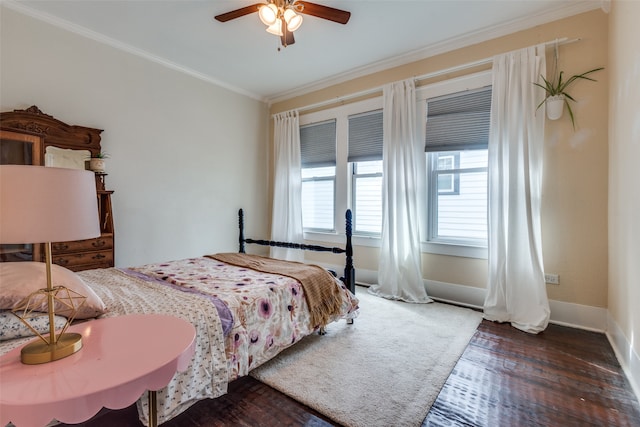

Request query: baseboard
[
  {"left": 424, "top": 279, "right": 485, "bottom": 310},
  {"left": 424, "top": 279, "right": 609, "bottom": 332},
  {"left": 547, "top": 299, "right": 608, "bottom": 332},
  {"left": 321, "top": 264, "right": 609, "bottom": 331},
  {"left": 606, "top": 312, "right": 640, "bottom": 404},
  {"left": 346, "top": 270, "right": 608, "bottom": 332}
]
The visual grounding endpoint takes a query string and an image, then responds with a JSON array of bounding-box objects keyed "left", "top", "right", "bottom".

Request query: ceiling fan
[{"left": 214, "top": 1, "right": 351, "bottom": 48}]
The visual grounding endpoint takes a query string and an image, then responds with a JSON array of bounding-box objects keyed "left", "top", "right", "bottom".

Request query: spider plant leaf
[
  {"left": 556, "top": 71, "right": 564, "bottom": 91},
  {"left": 565, "top": 99, "right": 576, "bottom": 130},
  {"left": 533, "top": 82, "right": 553, "bottom": 95},
  {"left": 535, "top": 75, "right": 556, "bottom": 94},
  {"left": 577, "top": 75, "right": 599, "bottom": 82},
  {"left": 560, "top": 67, "right": 604, "bottom": 92}
]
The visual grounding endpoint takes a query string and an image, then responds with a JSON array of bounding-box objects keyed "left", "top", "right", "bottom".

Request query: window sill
[
  {"left": 303, "top": 231, "right": 381, "bottom": 248},
  {"left": 304, "top": 231, "right": 488, "bottom": 259},
  {"left": 421, "top": 241, "right": 487, "bottom": 259}
]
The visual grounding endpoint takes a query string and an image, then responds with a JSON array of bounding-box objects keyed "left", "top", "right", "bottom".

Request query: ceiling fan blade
[
  {"left": 297, "top": 1, "right": 351, "bottom": 24},
  {"left": 214, "top": 3, "right": 262, "bottom": 22},
  {"left": 280, "top": 20, "right": 296, "bottom": 47}
]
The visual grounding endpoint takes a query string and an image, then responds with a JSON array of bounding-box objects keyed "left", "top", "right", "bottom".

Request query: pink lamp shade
[{"left": 0, "top": 165, "right": 100, "bottom": 244}]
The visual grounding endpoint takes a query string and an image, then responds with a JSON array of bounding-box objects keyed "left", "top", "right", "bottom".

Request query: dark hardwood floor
[
  {"left": 62, "top": 321, "right": 640, "bottom": 427},
  {"left": 424, "top": 321, "right": 640, "bottom": 427}
]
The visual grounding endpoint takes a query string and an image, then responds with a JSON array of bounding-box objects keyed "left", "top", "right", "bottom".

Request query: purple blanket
[{"left": 118, "top": 268, "right": 234, "bottom": 336}]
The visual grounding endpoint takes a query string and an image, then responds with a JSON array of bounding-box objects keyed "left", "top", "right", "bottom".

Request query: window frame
[
  {"left": 301, "top": 165, "right": 337, "bottom": 232},
  {"left": 299, "top": 97, "right": 383, "bottom": 248},
  {"left": 297, "top": 71, "right": 490, "bottom": 259},
  {"left": 417, "top": 71, "right": 491, "bottom": 259},
  {"left": 351, "top": 160, "right": 383, "bottom": 236},
  {"left": 427, "top": 155, "right": 488, "bottom": 245}
]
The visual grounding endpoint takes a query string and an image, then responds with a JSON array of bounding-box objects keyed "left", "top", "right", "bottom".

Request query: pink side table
[{"left": 0, "top": 314, "right": 196, "bottom": 427}]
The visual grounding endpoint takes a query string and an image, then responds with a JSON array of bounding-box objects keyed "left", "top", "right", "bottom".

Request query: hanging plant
[{"left": 534, "top": 67, "right": 604, "bottom": 129}]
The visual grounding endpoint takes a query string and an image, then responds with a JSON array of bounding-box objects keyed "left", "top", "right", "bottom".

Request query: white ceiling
[{"left": 6, "top": 0, "right": 601, "bottom": 103}]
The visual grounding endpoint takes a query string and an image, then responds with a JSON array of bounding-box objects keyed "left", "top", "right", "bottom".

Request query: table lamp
[{"left": 0, "top": 165, "right": 100, "bottom": 364}]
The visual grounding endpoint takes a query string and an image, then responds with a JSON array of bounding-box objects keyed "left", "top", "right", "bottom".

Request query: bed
[{"left": 0, "top": 209, "right": 359, "bottom": 426}]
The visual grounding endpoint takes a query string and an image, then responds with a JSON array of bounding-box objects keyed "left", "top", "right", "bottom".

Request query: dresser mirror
[{"left": 45, "top": 145, "right": 91, "bottom": 170}]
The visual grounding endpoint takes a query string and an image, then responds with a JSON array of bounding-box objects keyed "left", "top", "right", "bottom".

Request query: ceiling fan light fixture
[
  {"left": 258, "top": 3, "right": 278, "bottom": 26},
  {"left": 266, "top": 18, "right": 283, "bottom": 36},
  {"left": 284, "top": 9, "right": 303, "bottom": 32},
  {"left": 215, "top": 1, "right": 351, "bottom": 48}
]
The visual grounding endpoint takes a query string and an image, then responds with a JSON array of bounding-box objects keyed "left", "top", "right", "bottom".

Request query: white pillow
[
  {"left": 0, "top": 262, "right": 107, "bottom": 319},
  {"left": 0, "top": 311, "right": 68, "bottom": 341}
]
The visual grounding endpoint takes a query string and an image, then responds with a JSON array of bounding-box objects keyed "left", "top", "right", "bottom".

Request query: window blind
[
  {"left": 425, "top": 86, "right": 492, "bottom": 152},
  {"left": 348, "top": 109, "right": 383, "bottom": 162},
  {"left": 300, "top": 119, "right": 337, "bottom": 167}
]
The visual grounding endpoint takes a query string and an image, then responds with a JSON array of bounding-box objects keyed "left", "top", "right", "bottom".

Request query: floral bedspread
[
  {"left": 129, "top": 256, "right": 359, "bottom": 381},
  {"left": 79, "top": 268, "right": 228, "bottom": 426},
  {"left": 0, "top": 257, "right": 358, "bottom": 426}
]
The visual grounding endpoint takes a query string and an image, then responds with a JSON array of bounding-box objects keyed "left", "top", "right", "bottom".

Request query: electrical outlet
[{"left": 545, "top": 274, "right": 560, "bottom": 285}]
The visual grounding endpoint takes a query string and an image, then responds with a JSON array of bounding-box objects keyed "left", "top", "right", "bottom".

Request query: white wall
[
  {"left": 1, "top": 7, "right": 269, "bottom": 267},
  {"left": 607, "top": 0, "right": 640, "bottom": 399}
]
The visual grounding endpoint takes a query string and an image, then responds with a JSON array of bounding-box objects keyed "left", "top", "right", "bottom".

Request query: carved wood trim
[{"left": 0, "top": 105, "right": 103, "bottom": 161}]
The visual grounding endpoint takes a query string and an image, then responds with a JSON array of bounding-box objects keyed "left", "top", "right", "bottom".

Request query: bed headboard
[{"left": 238, "top": 209, "right": 355, "bottom": 294}]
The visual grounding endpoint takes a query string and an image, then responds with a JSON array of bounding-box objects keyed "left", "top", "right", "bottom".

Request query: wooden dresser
[
  {"left": 0, "top": 106, "right": 115, "bottom": 271},
  {"left": 50, "top": 173, "right": 115, "bottom": 271}
]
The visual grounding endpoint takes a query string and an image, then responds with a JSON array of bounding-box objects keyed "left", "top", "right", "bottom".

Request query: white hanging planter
[{"left": 545, "top": 95, "right": 565, "bottom": 120}]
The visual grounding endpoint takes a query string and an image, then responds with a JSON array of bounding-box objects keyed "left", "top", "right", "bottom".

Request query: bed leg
[
  {"left": 318, "top": 326, "right": 326, "bottom": 335},
  {"left": 347, "top": 318, "right": 354, "bottom": 325}
]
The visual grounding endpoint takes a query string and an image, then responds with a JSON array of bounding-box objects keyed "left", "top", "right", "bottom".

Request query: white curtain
[
  {"left": 270, "top": 110, "right": 304, "bottom": 261},
  {"left": 484, "top": 44, "right": 550, "bottom": 333},
  {"left": 369, "top": 79, "right": 432, "bottom": 303}
]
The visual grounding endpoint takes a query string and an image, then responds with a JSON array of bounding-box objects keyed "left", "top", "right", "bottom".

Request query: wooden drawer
[
  {"left": 52, "top": 249, "right": 114, "bottom": 271},
  {"left": 65, "top": 261, "right": 113, "bottom": 272},
  {"left": 51, "top": 234, "right": 113, "bottom": 255}
]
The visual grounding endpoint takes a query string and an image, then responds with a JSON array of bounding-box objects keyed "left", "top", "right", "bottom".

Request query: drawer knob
[{"left": 92, "top": 240, "right": 106, "bottom": 248}]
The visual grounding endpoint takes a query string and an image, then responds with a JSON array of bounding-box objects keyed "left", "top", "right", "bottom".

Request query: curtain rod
[{"left": 289, "top": 37, "right": 580, "bottom": 116}]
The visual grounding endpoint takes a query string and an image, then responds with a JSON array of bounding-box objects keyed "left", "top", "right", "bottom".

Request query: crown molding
[
  {"left": 3, "top": 0, "right": 602, "bottom": 106},
  {"left": 1, "top": 0, "right": 266, "bottom": 103},
  {"left": 266, "top": 0, "right": 602, "bottom": 104}
]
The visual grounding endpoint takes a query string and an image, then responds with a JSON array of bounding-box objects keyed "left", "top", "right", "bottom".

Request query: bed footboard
[{"left": 238, "top": 209, "right": 355, "bottom": 295}]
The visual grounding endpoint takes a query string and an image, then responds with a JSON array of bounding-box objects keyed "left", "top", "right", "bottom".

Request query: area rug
[{"left": 250, "top": 287, "right": 483, "bottom": 427}]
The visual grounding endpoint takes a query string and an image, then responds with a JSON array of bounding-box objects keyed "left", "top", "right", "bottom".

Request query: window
[
  {"left": 351, "top": 160, "right": 383, "bottom": 234},
  {"left": 428, "top": 150, "right": 488, "bottom": 244},
  {"left": 297, "top": 72, "right": 491, "bottom": 257},
  {"left": 298, "top": 98, "right": 383, "bottom": 245},
  {"left": 301, "top": 166, "right": 335, "bottom": 230},
  {"left": 348, "top": 110, "right": 383, "bottom": 236},
  {"left": 300, "top": 119, "right": 336, "bottom": 232},
  {"left": 423, "top": 83, "right": 491, "bottom": 248}
]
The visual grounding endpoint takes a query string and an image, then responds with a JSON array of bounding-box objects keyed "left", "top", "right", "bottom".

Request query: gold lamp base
[{"left": 20, "top": 332, "right": 83, "bottom": 365}]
